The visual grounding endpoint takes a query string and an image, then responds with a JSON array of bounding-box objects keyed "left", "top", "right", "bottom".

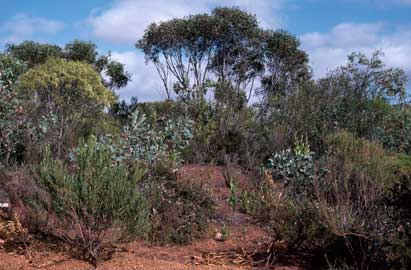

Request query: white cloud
[
  {"left": 300, "top": 23, "right": 411, "bottom": 79},
  {"left": 111, "top": 51, "right": 166, "bottom": 102},
  {"left": 90, "top": 0, "right": 288, "bottom": 101},
  {"left": 0, "top": 14, "right": 64, "bottom": 44},
  {"left": 88, "top": 0, "right": 287, "bottom": 44},
  {"left": 94, "top": 1, "right": 410, "bottom": 101},
  {"left": 114, "top": 21, "right": 411, "bottom": 102}
]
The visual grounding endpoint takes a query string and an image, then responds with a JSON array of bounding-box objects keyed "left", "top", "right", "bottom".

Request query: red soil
[{"left": 0, "top": 165, "right": 303, "bottom": 270}]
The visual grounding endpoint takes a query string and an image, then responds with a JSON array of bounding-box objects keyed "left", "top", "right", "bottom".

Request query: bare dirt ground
[{"left": 0, "top": 165, "right": 304, "bottom": 270}]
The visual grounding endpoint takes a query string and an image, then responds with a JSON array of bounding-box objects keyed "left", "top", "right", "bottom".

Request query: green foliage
[
  {"left": 314, "top": 132, "right": 395, "bottom": 269},
  {"left": 138, "top": 7, "right": 308, "bottom": 103},
  {"left": 17, "top": 58, "right": 115, "bottom": 156},
  {"left": 270, "top": 199, "right": 330, "bottom": 249},
  {"left": 184, "top": 100, "right": 277, "bottom": 167},
  {"left": 18, "top": 58, "right": 115, "bottom": 106},
  {"left": 1, "top": 7, "right": 411, "bottom": 270},
  {"left": 0, "top": 54, "right": 28, "bottom": 165},
  {"left": 320, "top": 131, "right": 392, "bottom": 232},
  {"left": 228, "top": 179, "right": 239, "bottom": 210},
  {"left": 74, "top": 111, "right": 122, "bottom": 139},
  {"left": 267, "top": 137, "right": 317, "bottom": 197},
  {"left": 120, "top": 108, "right": 194, "bottom": 164},
  {"left": 383, "top": 154, "right": 411, "bottom": 269},
  {"left": 243, "top": 133, "right": 397, "bottom": 268},
  {"left": 241, "top": 171, "right": 330, "bottom": 250},
  {"left": 62, "top": 40, "right": 131, "bottom": 89},
  {"left": 262, "top": 52, "right": 408, "bottom": 154},
  {"left": 7, "top": 40, "right": 131, "bottom": 90},
  {"left": 145, "top": 159, "right": 215, "bottom": 244},
  {"left": 34, "top": 137, "right": 150, "bottom": 265},
  {"left": 63, "top": 39, "right": 98, "bottom": 63},
  {"left": 260, "top": 29, "right": 310, "bottom": 97},
  {"left": 374, "top": 105, "right": 411, "bottom": 154},
  {"left": 6, "top": 41, "right": 63, "bottom": 68}
]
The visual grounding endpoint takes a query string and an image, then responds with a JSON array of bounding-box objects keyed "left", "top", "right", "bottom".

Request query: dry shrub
[
  {"left": 0, "top": 168, "right": 48, "bottom": 231},
  {"left": 315, "top": 131, "right": 393, "bottom": 269},
  {"left": 243, "top": 132, "right": 394, "bottom": 269},
  {"left": 317, "top": 131, "right": 391, "bottom": 236}
]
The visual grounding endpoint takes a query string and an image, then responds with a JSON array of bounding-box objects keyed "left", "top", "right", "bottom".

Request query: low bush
[
  {"left": 32, "top": 137, "right": 151, "bottom": 265},
  {"left": 241, "top": 169, "right": 331, "bottom": 251},
  {"left": 383, "top": 154, "right": 411, "bottom": 269},
  {"left": 243, "top": 131, "right": 398, "bottom": 269},
  {"left": 145, "top": 157, "right": 215, "bottom": 244},
  {"left": 318, "top": 132, "right": 392, "bottom": 233},
  {"left": 267, "top": 137, "right": 317, "bottom": 198}
]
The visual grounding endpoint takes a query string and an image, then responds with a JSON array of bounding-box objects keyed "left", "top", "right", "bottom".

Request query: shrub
[
  {"left": 243, "top": 132, "right": 396, "bottom": 269},
  {"left": 267, "top": 136, "right": 317, "bottom": 198},
  {"left": 145, "top": 158, "right": 215, "bottom": 244},
  {"left": 315, "top": 131, "right": 394, "bottom": 269},
  {"left": 184, "top": 102, "right": 284, "bottom": 168},
  {"left": 0, "top": 55, "right": 28, "bottom": 166},
  {"left": 241, "top": 169, "right": 330, "bottom": 251},
  {"left": 109, "top": 108, "right": 193, "bottom": 166},
  {"left": 373, "top": 105, "right": 411, "bottom": 154},
  {"left": 318, "top": 132, "right": 392, "bottom": 235},
  {"left": 384, "top": 154, "right": 411, "bottom": 269},
  {"left": 33, "top": 137, "right": 150, "bottom": 265}
]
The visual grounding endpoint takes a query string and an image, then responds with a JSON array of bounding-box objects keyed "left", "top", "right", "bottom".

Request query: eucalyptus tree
[
  {"left": 260, "top": 30, "right": 311, "bottom": 98},
  {"left": 209, "top": 7, "right": 264, "bottom": 103},
  {"left": 138, "top": 7, "right": 265, "bottom": 102},
  {"left": 6, "top": 40, "right": 131, "bottom": 91},
  {"left": 17, "top": 58, "right": 115, "bottom": 156},
  {"left": 270, "top": 51, "right": 408, "bottom": 153},
  {"left": 138, "top": 13, "right": 217, "bottom": 100},
  {"left": 317, "top": 51, "right": 408, "bottom": 137},
  {"left": 138, "top": 7, "right": 311, "bottom": 106},
  {"left": 5, "top": 41, "right": 63, "bottom": 68}
]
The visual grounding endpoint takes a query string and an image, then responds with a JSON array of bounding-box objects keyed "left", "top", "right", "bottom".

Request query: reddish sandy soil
[{"left": 0, "top": 165, "right": 304, "bottom": 270}]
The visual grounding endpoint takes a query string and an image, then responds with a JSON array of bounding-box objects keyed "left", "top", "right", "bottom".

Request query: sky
[{"left": 0, "top": 0, "right": 410, "bottom": 102}]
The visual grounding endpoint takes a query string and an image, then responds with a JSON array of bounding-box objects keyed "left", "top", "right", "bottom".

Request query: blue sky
[{"left": 1, "top": 0, "right": 410, "bottom": 101}]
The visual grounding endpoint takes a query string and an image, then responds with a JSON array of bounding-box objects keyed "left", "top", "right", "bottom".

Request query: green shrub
[
  {"left": 241, "top": 171, "right": 330, "bottom": 251},
  {"left": 374, "top": 105, "right": 411, "bottom": 154},
  {"left": 145, "top": 158, "right": 215, "bottom": 244},
  {"left": 383, "top": 154, "right": 411, "bottom": 269},
  {"left": 109, "top": 108, "right": 193, "bottom": 166},
  {"left": 244, "top": 132, "right": 397, "bottom": 269},
  {"left": 267, "top": 137, "right": 317, "bottom": 197},
  {"left": 0, "top": 55, "right": 28, "bottom": 166},
  {"left": 33, "top": 137, "right": 150, "bottom": 265}
]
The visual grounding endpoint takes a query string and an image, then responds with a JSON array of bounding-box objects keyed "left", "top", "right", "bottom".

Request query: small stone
[{"left": 215, "top": 232, "right": 224, "bottom": 241}]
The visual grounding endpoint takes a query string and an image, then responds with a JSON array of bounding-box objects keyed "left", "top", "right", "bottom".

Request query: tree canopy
[
  {"left": 17, "top": 58, "right": 115, "bottom": 154},
  {"left": 137, "top": 7, "right": 310, "bottom": 103},
  {"left": 6, "top": 40, "right": 131, "bottom": 90}
]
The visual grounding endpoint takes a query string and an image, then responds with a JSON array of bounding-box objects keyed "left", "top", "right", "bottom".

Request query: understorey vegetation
[{"left": 1, "top": 7, "right": 410, "bottom": 269}]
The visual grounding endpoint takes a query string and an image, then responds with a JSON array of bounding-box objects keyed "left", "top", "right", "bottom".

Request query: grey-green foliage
[
  {"left": 138, "top": 7, "right": 309, "bottom": 102},
  {"left": 0, "top": 54, "right": 59, "bottom": 166},
  {"left": 267, "top": 137, "right": 316, "bottom": 197},
  {"left": 35, "top": 136, "right": 150, "bottom": 265},
  {"left": 0, "top": 55, "right": 27, "bottom": 165},
  {"left": 373, "top": 105, "right": 411, "bottom": 154},
  {"left": 228, "top": 179, "right": 239, "bottom": 210},
  {"left": 106, "top": 109, "right": 194, "bottom": 164}
]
